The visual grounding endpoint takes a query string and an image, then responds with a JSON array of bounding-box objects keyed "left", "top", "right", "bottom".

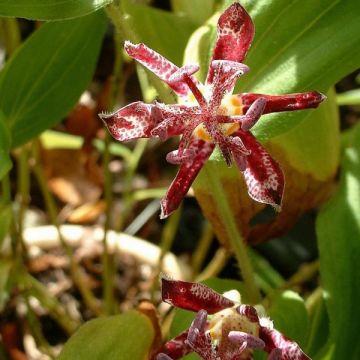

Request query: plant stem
[
  {"left": 281, "top": 260, "right": 319, "bottom": 289},
  {"left": 24, "top": 274, "right": 80, "bottom": 335},
  {"left": 16, "top": 146, "right": 30, "bottom": 261},
  {"left": 196, "top": 247, "right": 230, "bottom": 282},
  {"left": 0, "top": 17, "right": 21, "bottom": 57},
  {"left": 151, "top": 207, "right": 182, "bottom": 300},
  {"left": 100, "top": 17, "right": 127, "bottom": 314},
  {"left": 203, "top": 163, "right": 261, "bottom": 303},
  {"left": 192, "top": 221, "right": 214, "bottom": 277},
  {"left": 31, "top": 141, "right": 102, "bottom": 316},
  {"left": 24, "top": 297, "right": 56, "bottom": 359}
]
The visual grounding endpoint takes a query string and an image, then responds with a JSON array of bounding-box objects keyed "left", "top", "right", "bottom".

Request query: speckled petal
[
  {"left": 100, "top": 101, "right": 157, "bottom": 141},
  {"left": 260, "top": 327, "right": 311, "bottom": 360},
  {"left": 160, "top": 138, "right": 215, "bottom": 218},
  {"left": 207, "top": 2, "right": 254, "bottom": 84},
  {"left": 158, "top": 330, "right": 192, "bottom": 360},
  {"left": 209, "top": 60, "right": 249, "bottom": 110},
  {"left": 228, "top": 331, "right": 265, "bottom": 349},
  {"left": 124, "top": 41, "right": 192, "bottom": 97},
  {"left": 160, "top": 277, "right": 234, "bottom": 314},
  {"left": 232, "top": 130, "right": 284, "bottom": 210},
  {"left": 150, "top": 103, "right": 201, "bottom": 140},
  {"left": 238, "top": 91, "right": 326, "bottom": 114},
  {"left": 186, "top": 310, "right": 216, "bottom": 360}
]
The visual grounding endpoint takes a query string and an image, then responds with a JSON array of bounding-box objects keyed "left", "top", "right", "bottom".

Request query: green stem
[
  {"left": 16, "top": 146, "right": 30, "bottom": 260},
  {"left": 24, "top": 274, "right": 79, "bottom": 335},
  {"left": 117, "top": 138, "right": 148, "bottom": 231},
  {"left": 31, "top": 141, "right": 102, "bottom": 316},
  {"left": 281, "top": 260, "right": 319, "bottom": 289},
  {"left": 203, "top": 163, "right": 261, "bottom": 303},
  {"left": 1, "top": 173, "right": 11, "bottom": 203},
  {"left": 192, "top": 222, "right": 214, "bottom": 277},
  {"left": 100, "top": 14, "right": 127, "bottom": 314},
  {"left": 0, "top": 17, "right": 21, "bottom": 57},
  {"left": 151, "top": 207, "right": 182, "bottom": 300},
  {"left": 24, "top": 297, "right": 55, "bottom": 359},
  {"left": 102, "top": 132, "right": 116, "bottom": 314},
  {"left": 195, "top": 247, "right": 230, "bottom": 282}
]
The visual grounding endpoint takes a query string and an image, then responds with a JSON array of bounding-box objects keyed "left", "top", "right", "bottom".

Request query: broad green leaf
[
  {"left": 266, "top": 290, "right": 308, "bottom": 347},
  {"left": 185, "top": 0, "right": 360, "bottom": 141},
  {"left": 0, "top": 110, "right": 11, "bottom": 178},
  {"left": 58, "top": 311, "right": 154, "bottom": 360},
  {"left": 305, "top": 290, "right": 330, "bottom": 357},
  {"left": 316, "top": 123, "right": 360, "bottom": 359},
  {"left": 241, "top": 0, "right": 360, "bottom": 141},
  {"left": 270, "top": 88, "right": 339, "bottom": 181},
  {"left": 0, "top": 11, "right": 106, "bottom": 148},
  {"left": 0, "top": 0, "right": 112, "bottom": 20},
  {"left": 122, "top": 0, "right": 196, "bottom": 65}
]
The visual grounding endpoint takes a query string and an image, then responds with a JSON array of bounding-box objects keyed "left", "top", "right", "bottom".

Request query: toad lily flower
[
  {"left": 100, "top": 2, "right": 325, "bottom": 219},
  {"left": 157, "top": 277, "right": 311, "bottom": 360}
]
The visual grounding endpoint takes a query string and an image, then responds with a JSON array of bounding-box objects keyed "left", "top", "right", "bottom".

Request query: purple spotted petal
[
  {"left": 160, "top": 277, "right": 234, "bottom": 314},
  {"left": 232, "top": 130, "right": 284, "bottom": 210},
  {"left": 100, "top": 101, "right": 157, "bottom": 141},
  {"left": 159, "top": 330, "right": 192, "bottom": 360},
  {"left": 160, "top": 138, "right": 215, "bottom": 219},
  {"left": 260, "top": 327, "right": 311, "bottom": 360},
  {"left": 237, "top": 91, "right": 326, "bottom": 114},
  {"left": 150, "top": 103, "right": 201, "bottom": 140},
  {"left": 228, "top": 331, "right": 265, "bottom": 349},
  {"left": 207, "top": 2, "right": 254, "bottom": 84},
  {"left": 208, "top": 60, "right": 249, "bottom": 110},
  {"left": 186, "top": 310, "right": 215, "bottom": 360},
  {"left": 124, "top": 41, "right": 192, "bottom": 98}
]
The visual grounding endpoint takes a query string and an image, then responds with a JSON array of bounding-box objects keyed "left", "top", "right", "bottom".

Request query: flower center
[{"left": 194, "top": 94, "right": 244, "bottom": 141}]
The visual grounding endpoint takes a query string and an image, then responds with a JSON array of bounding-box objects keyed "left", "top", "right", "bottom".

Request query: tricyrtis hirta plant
[
  {"left": 100, "top": 2, "right": 325, "bottom": 218},
  {"left": 157, "top": 278, "right": 310, "bottom": 360}
]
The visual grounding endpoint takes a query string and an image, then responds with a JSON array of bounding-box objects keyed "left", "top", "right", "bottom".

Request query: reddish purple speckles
[
  {"left": 260, "top": 327, "right": 311, "bottom": 360},
  {"left": 237, "top": 129, "right": 285, "bottom": 210},
  {"left": 239, "top": 91, "right": 326, "bottom": 114},
  {"left": 160, "top": 139, "right": 214, "bottom": 218},
  {"left": 99, "top": 101, "right": 156, "bottom": 141},
  {"left": 101, "top": 2, "right": 325, "bottom": 218},
  {"left": 157, "top": 278, "right": 311, "bottom": 360},
  {"left": 124, "top": 41, "right": 194, "bottom": 97},
  {"left": 161, "top": 277, "right": 234, "bottom": 314},
  {"left": 207, "top": 2, "right": 254, "bottom": 84}
]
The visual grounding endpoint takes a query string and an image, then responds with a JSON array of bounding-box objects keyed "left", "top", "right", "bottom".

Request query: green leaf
[
  {"left": 185, "top": 0, "right": 360, "bottom": 141},
  {"left": 0, "top": 0, "right": 112, "bottom": 20},
  {"left": 305, "top": 290, "right": 330, "bottom": 357},
  {"left": 0, "top": 11, "right": 107, "bottom": 148},
  {"left": 316, "top": 123, "right": 360, "bottom": 359},
  {"left": 57, "top": 311, "right": 154, "bottom": 360},
  {"left": 267, "top": 290, "right": 308, "bottom": 347},
  {"left": 242, "top": 0, "right": 360, "bottom": 140},
  {"left": 270, "top": 88, "right": 340, "bottom": 181},
  {"left": 0, "top": 110, "right": 11, "bottom": 178}
]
